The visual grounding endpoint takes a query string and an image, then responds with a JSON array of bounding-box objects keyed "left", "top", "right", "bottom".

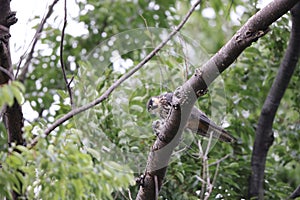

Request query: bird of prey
[{"left": 147, "top": 93, "right": 236, "bottom": 143}]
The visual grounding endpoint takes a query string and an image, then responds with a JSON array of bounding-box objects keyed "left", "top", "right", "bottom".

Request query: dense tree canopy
[{"left": 0, "top": 0, "right": 299, "bottom": 199}]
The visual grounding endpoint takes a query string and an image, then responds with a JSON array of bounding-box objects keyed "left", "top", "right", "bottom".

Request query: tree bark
[
  {"left": 136, "top": 0, "right": 299, "bottom": 199},
  {"left": 0, "top": 0, "right": 24, "bottom": 146},
  {"left": 289, "top": 185, "right": 300, "bottom": 199},
  {"left": 248, "top": 2, "right": 300, "bottom": 199},
  {"left": 0, "top": 0, "right": 24, "bottom": 199}
]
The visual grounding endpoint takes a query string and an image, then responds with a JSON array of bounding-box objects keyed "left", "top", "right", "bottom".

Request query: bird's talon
[{"left": 136, "top": 174, "right": 146, "bottom": 187}]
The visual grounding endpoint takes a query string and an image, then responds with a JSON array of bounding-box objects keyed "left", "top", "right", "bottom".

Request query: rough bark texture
[
  {"left": 0, "top": 0, "right": 13, "bottom": 85},
  {"left": 0, "top": 0, "right": 24, "bottom": 146},
  {"left": 248, "top": 2, "right": 300, "bottom": 199},
  {"left": 0, "top": 0, "right": 24, "bottom": 199},
  {"left": 136, "top": 0, "right": 299, "bottom": 199}
]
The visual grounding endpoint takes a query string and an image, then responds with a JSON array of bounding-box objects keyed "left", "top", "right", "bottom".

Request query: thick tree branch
[
  {"left": 136, "top": 0, "right": 299, "bottom": 199},
  {"left": 29, "top": 0, "right": 202, "bottom": 148},
  {"left": 249, "top": 2, "right": 300, "bottom": 199},
  {"left": 289, "top": 185, "right": 300, "bottom": 199}
]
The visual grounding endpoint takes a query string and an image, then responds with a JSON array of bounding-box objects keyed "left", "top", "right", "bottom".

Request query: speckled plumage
[{"left": 147, "top": 93, "right": 236, "bottom": 143}]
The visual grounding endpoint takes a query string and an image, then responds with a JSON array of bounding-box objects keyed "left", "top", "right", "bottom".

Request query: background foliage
[{"left": 0, "top": 0, "right": 299, "bottom": 199}]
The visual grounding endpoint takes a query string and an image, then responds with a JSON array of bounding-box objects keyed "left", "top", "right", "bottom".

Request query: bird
[{"left": 147, "top": 93, "right": 236, "bottom": 143}]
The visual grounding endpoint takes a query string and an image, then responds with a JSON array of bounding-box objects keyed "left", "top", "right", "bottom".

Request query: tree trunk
[
  {"left": 0, "top": 0, "right": 24, "bottom": 199},
  {"left": 248, "top": 2, "right": 300, "bottom": 199},
  {"left": 136, "top": 0, "right": 299, "bottom": 199}
]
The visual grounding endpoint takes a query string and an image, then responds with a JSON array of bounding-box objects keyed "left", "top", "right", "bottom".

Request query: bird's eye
[{"left": 147, "top": 99, "right": 153, "bottom": 111}]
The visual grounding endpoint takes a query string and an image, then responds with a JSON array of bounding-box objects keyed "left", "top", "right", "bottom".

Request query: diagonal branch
[
  {"left": 136, "top": 0, "right": 299, "bottom": 199},
  {"left": 28, "top": 0, "right": 202, "bottom": 148},
  {"left": 17, "top": 0, "right": 59, "bottom": 82},
  {"left": 248, "top": 2, "right": 300, "bottom": 199},
  {"left": 288, "top": 185, "right": 300, "bottom": 199}
]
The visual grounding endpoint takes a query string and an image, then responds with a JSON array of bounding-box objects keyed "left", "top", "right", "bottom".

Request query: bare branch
[
  {"left": 17, "top": 0, "right": 59, "bottom": 82},
  {"left": 59, "top": 0, "right": 74, "bottom": 106},
  {"left": 29, "top": 0, "right": 202, "bottom": 148},
  {"left": 208, "top": 153, "right": 231, "bottom": 167},
  {"left": 249, "top": 2, "right": 300, "bottom": 198},
  {"left": 154, "top": 175, "right": 158, "bottom": 200}
]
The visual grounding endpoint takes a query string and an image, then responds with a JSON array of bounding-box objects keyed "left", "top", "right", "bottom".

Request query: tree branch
[
  {"left": 248, "top": 2, "right": 300, "bottom": 199},
  {"left": 59, "top": 0, "right": 74, "bottom": 106},
  {"left": 288, "top": 185, "right": 300, "bottom": 199},
  {"left": 136, "top": 0, "right": 299, "bottom": 199},
  {"left": 17, "top": 0, "right": 59, "bottom": 82},
  {"left": 28, "top": 0, "right": 202, "bottom": 148}
]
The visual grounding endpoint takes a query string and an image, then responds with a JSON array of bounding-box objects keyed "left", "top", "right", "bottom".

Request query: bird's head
[
  {"left": 146, "top": 96, "right": 161, "bottom": 117},
  {"left": 147, "top": 96, "right": 160, "bottom": 111},
  {"left": 146, "top": 93, "right": 173, "bottom": 118}
]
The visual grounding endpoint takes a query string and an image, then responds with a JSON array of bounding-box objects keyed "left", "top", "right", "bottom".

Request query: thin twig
[
  {"left": 200, "top": 152, "right": 207, "bottom": 199},
  {"left": 204, "top": 131, "right": 213, "bottom": 158},
  {"left": 29, "top": 0, "right": 201, "bottom": 148},
  {"left": 204, "top": 162, "right": 220, "bottom": 200},
  {"left": 17, "top": 0, "right": 59, "bottom": 82},
  {"left": 208, "top": 153, "right": 231, "bottom": 167},
  {"left": 211, "top": 162, "right": 220, "bottom": 187},
  {"left": 200, "top": 132, "right": 214, "bottom": 199},
  {"left": 127, "top": 188, "right": 133, "bottom": 200},
  {"left": 198, "top": 139, "right": 204, "bottom": 158},
  {"left": 154, "top": 175, "right": 158, "bottom": 200},
  {"left": 195, "top": 175, "right": 206, "bottom": 184},
  {"left": 59, "top": 0, "right": 74, "bottom": 106}
]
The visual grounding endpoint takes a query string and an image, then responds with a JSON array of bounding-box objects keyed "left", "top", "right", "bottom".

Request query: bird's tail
[
  {"left": 205, "top": 125, "right": 236, "bottom": 143},
  {"left": 193, "top": 109, "right": 237, "bottom": 143}
]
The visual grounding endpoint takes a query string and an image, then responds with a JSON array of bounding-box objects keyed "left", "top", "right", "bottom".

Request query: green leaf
[
  {"left": 175, "top": 172, "right": 184, "bottom": 183},
  {"left": 11, "top": 81, "right": 25, "bottom": 93},
  {"left": 102, "top": 169, "right": 112, "bottom": 179},
  {"left": 6, "top": 151, "right": 25, "bottom": 167},
  {"left": 3, "top": 171, "right": 21, "bottom": 193},
  {"left": 130, "top": 104, "right": 144, "bottom": 112},
  {"left": 11, "top": 85, "right": 24, "bottom": 104},
  {"left": 1, "top": 84, "right": 14, "bottom": 106},
  {"left": 85, "top": 147, "right": 101, "bottom": 161}
]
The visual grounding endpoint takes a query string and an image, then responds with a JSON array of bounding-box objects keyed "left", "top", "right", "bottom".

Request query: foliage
[
  {"left": 0, "top": 129, "right": 134, "bottom": 199},
  {"left": 0, "top": 81, "right": 24, "bottom": 108},
  {"left": 0, "top": 0, "right": 299, "bottom": 199}
]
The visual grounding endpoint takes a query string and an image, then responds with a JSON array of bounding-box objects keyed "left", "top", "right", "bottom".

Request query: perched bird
[{"left": 147, "top": 93, "right": 236, "bottom": 143}]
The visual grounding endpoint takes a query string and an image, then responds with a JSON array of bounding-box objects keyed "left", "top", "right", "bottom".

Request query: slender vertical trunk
[{"left": 248, "top": 2, "right": 300, "bottom": 198}]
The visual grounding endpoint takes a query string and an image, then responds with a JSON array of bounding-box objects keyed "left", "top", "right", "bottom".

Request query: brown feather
[{"left": 186, "top": 107, "right": 236, "bottom": 143}]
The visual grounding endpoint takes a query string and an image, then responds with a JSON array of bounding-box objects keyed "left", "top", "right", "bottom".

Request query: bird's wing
[{"left": 186, "top": 107, "right": 236, "bottom": 143}]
